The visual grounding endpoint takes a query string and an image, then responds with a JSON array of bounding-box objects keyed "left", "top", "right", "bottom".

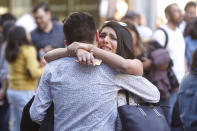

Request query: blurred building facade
[
  {"left": 0, "top": 0, "right": 100, "bottom": 25},
  {"left": 0, "top": 0, "right": 196, "bottom": 29}
]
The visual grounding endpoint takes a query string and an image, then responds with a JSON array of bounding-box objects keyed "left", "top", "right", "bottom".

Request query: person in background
[
  {"left": 122, "top": 19, "right": 175, "bottom": 105},
  {"left": 122, "top": 11, "right": 152, "bottom": 41},
  {"left": 121, "top": 19, "right": 152, "bottom": 72},
  {"left": 5, "top": 26, "right": 43, "bottom": 131},
  {"left": 178, "top": 48, "right": 197, "bottom": 131},
  {"left": 31, "top": 2, "right": 65, "bottom": 60},
  {"left": 152, "top": 3, "right": 186, "bottom": 126},
  {"left": 179, "top": 1, "right": 196, "bottom": 34},
  {"left": 153, "top": 3, "right": 185, "bottom": 84},
  {"left": 16, "top": 13, "right": 37, "bottom": 33},
  {"left": 0, "top": 15, "right": 16, "bottom": 131},
  {"left": 0, "top": 33, "right": 9, "bottom": 131},
  {"left": 0, "top": 13, "right": 16, "bottom": 32},
  {"left": 185, "top": 17, "right": 197, "bottom": 71}
]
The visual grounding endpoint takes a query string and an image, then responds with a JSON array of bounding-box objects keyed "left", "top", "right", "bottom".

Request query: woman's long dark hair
[
  {"left": 184, "top": 17, "right": 197, "bottom": 39},
  {"left": 99, "top": 21, "right": 135, "bottom": 59},
  {"left": 5, "top": 26, "right": 31, "bottom": 62}
]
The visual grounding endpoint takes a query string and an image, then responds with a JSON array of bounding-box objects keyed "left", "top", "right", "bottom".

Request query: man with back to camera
[
  {"left": 30, "top": 12, "right": 160, "bottom": 130},
  {"left": 31, "top": 2, "right": 65, "bottom": 59}
]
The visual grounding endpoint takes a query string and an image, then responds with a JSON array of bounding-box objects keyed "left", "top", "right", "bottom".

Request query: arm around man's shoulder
[{"left": 114, "top": 74, "right": 160, "bottom": 103}]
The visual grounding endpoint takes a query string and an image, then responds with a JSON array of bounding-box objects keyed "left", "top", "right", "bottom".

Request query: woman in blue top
[
  {"left": 178, "top": 48, "right": 197, "bottom": 130},
  {"left": 185, "top": 18, "right": 197, "bottom": 71}
]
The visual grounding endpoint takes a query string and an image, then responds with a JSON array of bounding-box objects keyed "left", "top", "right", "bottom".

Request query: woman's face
[{"left": 98, "top": 27, "right": 118, "bottom": 53}]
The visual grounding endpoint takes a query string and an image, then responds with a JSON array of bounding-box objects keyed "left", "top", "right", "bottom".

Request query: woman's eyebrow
[{"left": 109, "top": 33, "right": 117, "bottom": 38}]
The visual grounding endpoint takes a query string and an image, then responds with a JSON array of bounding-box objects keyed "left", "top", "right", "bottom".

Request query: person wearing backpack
[{"left": 153, "top": 3, "right": 187, "bottom": 128}]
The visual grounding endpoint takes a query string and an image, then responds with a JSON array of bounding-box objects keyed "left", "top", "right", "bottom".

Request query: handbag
[{"left": 118, "top": 92, "right": 170, "bottom": 131}]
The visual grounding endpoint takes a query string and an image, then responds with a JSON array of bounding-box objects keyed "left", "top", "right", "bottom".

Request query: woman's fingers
[
  {"left": 76, "top": 49, "right": 95, "bottom": 66},
  {"left": 90, "top": 52, "right": 95, "bottom": 66},
  {"left": 82, "top": 55, "right": 87, "bottom": 65},
  {"left": 78, "top": 56, "right": 82, "bottom": 63},
  {"left": 86, "top": 53, "right": 92, "bottom": 65}
]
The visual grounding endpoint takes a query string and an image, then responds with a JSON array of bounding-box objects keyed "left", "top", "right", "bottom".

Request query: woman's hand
[
  {"left": 67, "top": 42, "right": 80, "bottom": 56},
  {"left": 68, "top": 42, "right": 94, "bottom": 56},
  {"left": 76, "top": 49, "right": 95, "bottom": 66},
  {"left": 40, "top": 57, "right": 47, "bottom": 68}
]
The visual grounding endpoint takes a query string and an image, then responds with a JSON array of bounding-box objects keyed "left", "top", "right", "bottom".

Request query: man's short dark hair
[
  {"left": 63, "top": 12, "right": 96, "bottom": 45},
  {"left": 0, "top": 13, "right": 16, "bottom": 26},
  {"left": 184, "top": 1, "right": 196, "bottom": 11},
  {"left": 188, "top": 18, "right": 197, "bottom": 39},
  {"left": 165, "top": 3, "right": 177, "bottom": 16},
  {"left": 121, "top": 11, "right": 139, "bottom": 21},
  {"left": 32, "top": 2, "right": 50, "bottom": 13}
]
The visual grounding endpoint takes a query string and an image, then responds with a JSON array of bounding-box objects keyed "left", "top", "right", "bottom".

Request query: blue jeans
[{"left": 7, "top": 88, "right": 35, "bottom": 131}]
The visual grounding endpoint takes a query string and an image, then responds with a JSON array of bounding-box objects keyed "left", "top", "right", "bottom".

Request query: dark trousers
[
  {"left": 20, "top": 96, "right": 54, "bottom": 131},
  {"left": 0, "top": 83, "right": 10, "bottom": 131}
]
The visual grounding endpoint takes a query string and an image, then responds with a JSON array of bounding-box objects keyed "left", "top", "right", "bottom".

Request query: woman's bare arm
[
  {"left": 88, "top": 45, "right": 143, "bottom": 76},
  {"left": 44, "top": 48, "right": 69, "bottom": 62},
  {"left": 44, "top": 42, "right": 143, "bottom": 76}
]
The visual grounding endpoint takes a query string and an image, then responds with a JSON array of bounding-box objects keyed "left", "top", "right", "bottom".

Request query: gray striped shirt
[
  {"left": 30, "top": 57, "right": 160, "bottom": 131},
  {"left": 0, "top": 42, "right": 9, "bottom": 80}
]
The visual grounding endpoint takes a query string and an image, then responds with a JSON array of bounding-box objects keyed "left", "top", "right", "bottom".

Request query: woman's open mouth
[{"left": 100, "top": 45, "right": 111, "bottom": 51}]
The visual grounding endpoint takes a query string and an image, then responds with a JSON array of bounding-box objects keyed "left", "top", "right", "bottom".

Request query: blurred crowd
[{"left": 0, "top": 1, "right": 197, "bottom": 131}]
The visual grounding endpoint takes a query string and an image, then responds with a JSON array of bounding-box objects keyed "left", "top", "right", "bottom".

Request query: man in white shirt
[
  {"left": 16, "top": 13, "right": 37, "bottom": 33},
  {"left": 152, "top": 4, "right": 186, "bottom": 125},
  {"left": 153, "top": 3, "right": 186, "bottom": 84}
]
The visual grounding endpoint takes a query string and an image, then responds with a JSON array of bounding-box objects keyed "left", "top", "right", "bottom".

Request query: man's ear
[
  {"left": 96, "top": 30, "right": 99, "bottom": 43},
  {"left": 165, "top": 13, "right": 170, "bottom": 21},
  {"left": 64, "top": 40, "right": 69, "bottom": 47}
]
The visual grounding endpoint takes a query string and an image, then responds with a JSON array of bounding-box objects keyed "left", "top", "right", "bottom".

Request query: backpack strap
[{"left": 159, "top": 28, "right": 168, "bottom": 48}]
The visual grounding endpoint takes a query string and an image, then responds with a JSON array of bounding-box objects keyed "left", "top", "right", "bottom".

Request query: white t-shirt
[
  {"left": 152, "top": 24, "right": 185, "bottom": 83},
  {"left": 179, "top": 21, "right": 186, "bottom": 34},
  {"left": 16, "top": 13, "right": 37, "bottom": 33}
]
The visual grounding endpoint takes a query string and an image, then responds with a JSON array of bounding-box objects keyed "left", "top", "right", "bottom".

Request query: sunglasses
[{"left": 104, "top": 20, "right": 127, "bottom": 27}]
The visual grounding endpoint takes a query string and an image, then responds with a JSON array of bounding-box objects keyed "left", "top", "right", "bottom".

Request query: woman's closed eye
[{"left": 109, "top": 34, "right": 117, "bottom": 41}]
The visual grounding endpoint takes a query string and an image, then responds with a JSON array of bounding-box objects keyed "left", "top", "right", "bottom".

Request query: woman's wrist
[{"left": 89, "top": 45, "right": 96, "bottom": 53}]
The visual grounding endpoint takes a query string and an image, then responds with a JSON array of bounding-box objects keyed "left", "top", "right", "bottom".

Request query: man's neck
[
  {"left": 43, "top": 21, "right": 53, "bottom": 33},
  {"left": 166, "top": 21, "right": 177, "bottom": 30}
]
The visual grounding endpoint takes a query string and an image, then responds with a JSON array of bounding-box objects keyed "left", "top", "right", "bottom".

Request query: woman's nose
[{"left": 104, "top": 36, "right": 109, "bottom": 43}]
